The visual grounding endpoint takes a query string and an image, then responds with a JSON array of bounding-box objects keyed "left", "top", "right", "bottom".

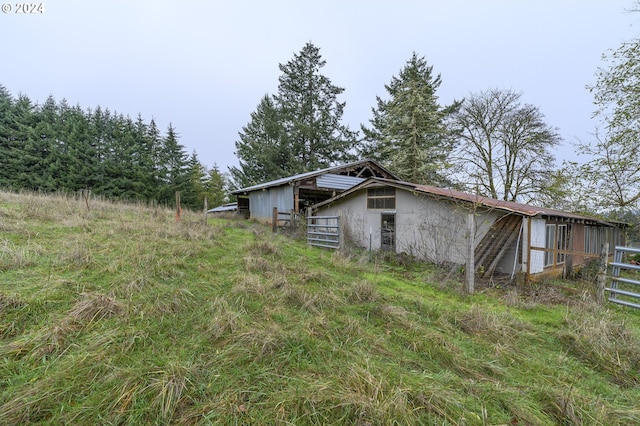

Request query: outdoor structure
[
  {"left": 231, "top": 160, "right": 398, "bottom": 223},
  {"left": 310, "top": 178, "right": 626, "bottom": 280},
  {"left": 207, "top": 202, "right": 238, "bottom": 215}
]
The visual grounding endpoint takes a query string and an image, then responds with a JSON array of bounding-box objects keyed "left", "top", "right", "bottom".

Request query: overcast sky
[{"left": 3, "top": 1, "right": 639, "bottom": 174}]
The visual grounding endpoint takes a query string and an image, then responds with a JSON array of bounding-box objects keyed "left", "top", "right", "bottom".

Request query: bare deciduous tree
[{"left": 453, "top": 89, "right": 561, "bottom": 204}]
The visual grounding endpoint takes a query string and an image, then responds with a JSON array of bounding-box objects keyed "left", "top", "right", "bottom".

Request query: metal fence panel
[
  {"left": 307, "top": 215, "right": 340, "bottom": 249},
  {"left": 607, "top": 246, "right": 640, "bottom": 309}
]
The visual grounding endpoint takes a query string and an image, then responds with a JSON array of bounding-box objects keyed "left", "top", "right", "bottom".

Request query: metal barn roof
[
  {"left": 207, "top": 202, "right": 238, "bottom": 213},
  {"left": 313, "top": 178, "right": 624, "bottom": 227},
  {"left": 231, "top": 159, "right": 397, "bottom": 195},
  {"left": 316, "top": 174, "right": 365, "bottom": 190}
]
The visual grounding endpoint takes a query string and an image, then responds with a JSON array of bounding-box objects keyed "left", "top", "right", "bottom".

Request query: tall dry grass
[{"left": 1, "top": 189, "right": 640, "bottom": 425}]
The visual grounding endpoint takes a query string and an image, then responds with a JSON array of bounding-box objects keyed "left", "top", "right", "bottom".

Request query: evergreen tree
[
  {"left": 98, "top": 113, "right": 129, "bottom": 198},
  {"left": 183, "top": 150, "right": 207, "bottom": 210},
  {"left": 31, "top": 95, "right": 59, "bottom": 191},
  {"left": 232, "top": 42, "right": 357, "bottom": 187},
  {"left": 12, "top": 94, "right": 43, "bottom": 190},
  {"left": 275, "top": 42, "right": 357, "bottom": 173},
  {"left": 65, "top": 105, "right": 95, "bottom": 191},
  {"left": 84, "top": 106, "right": 113, "bottom": 194},
  {"left": 229, "top": 95, "right": 291, "bottom": 188},
  {"left": 0, "top": 85, "right": 202, "bottom": 204},
  {"left": 361, "top": 53, "right": 460, "bottom": 185},
  {"left": 204, "top": 163, "right": 228, "bottom": 208},
  {"left": 0, "top": 85, "right": 16, "bottom": 189},
  {"left": 157, "top": 123, "right": 189, "bottom": 205},
  {"left": 131, "top": 114, "right": 158, "bottom": 200},
  {"left": 145, "top": 117, "right": 164, "bottom": 199}
]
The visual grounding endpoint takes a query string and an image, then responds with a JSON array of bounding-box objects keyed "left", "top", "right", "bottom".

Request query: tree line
[
  {"left": 3, "top": 33, "right": 639, "bottom": 233},
  {"left": 232, "top": 41, "right": 640, "bottom": 235},
  {"left": 0, "top": 87, "right": 227, "bottom": 210},
  {"left": 232, "top": 43, "right": 565, "bottom": 205}
]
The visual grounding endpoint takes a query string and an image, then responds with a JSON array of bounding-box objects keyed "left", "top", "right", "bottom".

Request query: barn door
[{"left": 381, "top": 213, "right": 396, "bottom": 252}]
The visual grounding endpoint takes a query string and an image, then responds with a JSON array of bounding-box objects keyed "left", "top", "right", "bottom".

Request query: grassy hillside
[{"left": 1, "top": 191, "right": 639, "bottom": 425}]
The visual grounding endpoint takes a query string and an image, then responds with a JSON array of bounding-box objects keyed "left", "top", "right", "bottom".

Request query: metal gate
[
  {"left": 307, "top": 215, "right": 340, "bottom": 249},
  {"left": 608, "top": 246, "right": 640, "bottom": 309}
]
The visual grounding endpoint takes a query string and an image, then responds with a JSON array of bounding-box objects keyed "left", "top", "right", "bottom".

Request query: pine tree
[
  {"left": 182, "top": 151, "right": 207, "bottom": 210},
  {"left": 11, "top": 94, "right": 40, "bottom": 190},
  {"left": 131, "top": 114, "right": 158, "bottom": 200},
  {"left": 66, "top": 105, "right": 95, "bottom": 192},
  {"left": 229, "top": 95, "right": 291, "bottom": 188},
  {"left": 232, "top": 42, "right": 357, "bottom": 187},
  {"left": 146, "top": 118, "right": 163, "bottom": 199},
  {"left": 0, "top": 86, "right": 202, "bottom": 203},
  {"left": 361, "top": 53, "right": 460, "bottom": 185},
  {"left": 157, "top": 123, "right": 189, "bottom": 205},
  {"left": 98, "top": 113, "right": 130, "bottom": 198},
  {"left": 0, "top": 85, "right": 16, "bottom": 189},
  {"left": 83, "top": 106, "right": 113, "bottom": 195},
  {"left": 275, "top": 42, "right": 357, "bottom": 173},
  {"left": 31, "top": 95, "right": 59, "bottom": 191},
  {"left": 204, "top": 164, "right": 228, "bottom": 208}
]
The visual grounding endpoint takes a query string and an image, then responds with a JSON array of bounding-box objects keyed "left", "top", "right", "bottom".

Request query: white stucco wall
[{"left": 315, "top": 187, "right": 501, "bottom": 266}]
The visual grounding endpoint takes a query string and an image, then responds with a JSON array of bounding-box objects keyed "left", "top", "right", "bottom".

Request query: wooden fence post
[
  {"left": 596, "top": 242, "right": 609, "bottom": 305},
  {"left": 203, "top": 197, "right": 208, "bottom": 227},
  {"left": 338, "top": 210, "right": 344, "bottom": 251},
  {"left": 465, "top": 213, "right": 475, "bottom": 294},
  {"left": 175, "top": 191, "right": 182, "bottom": 221},
  {"left": 272, "top": 207, "right": 278, "bottom": 233},
  {"left": 82, "top": 189, "right": 91, "bottom": 212}
]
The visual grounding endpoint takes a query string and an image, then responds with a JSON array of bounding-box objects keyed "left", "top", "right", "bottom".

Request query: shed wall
[
  {"left": 315, "top": 188, "right": 501, "bottom": 266},
  {"left": 249, "top": 185, "right": 294, "bottom": 223}
]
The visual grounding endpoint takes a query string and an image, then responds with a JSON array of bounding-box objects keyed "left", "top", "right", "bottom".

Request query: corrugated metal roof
[
  {"left": 313, "top": 178, "right": 624, "bottom": 227},
  {"left": 316, "top": 174, "right": 365, "bottom": 190},
  {"left": 407, "top": 181, "right": 609, "bottom": 223},
  {"left": 231, "top": 159, "right": 396, "bottom": 194},
  {"left": 207, "top": 202, "right": 238, "bottom": 213}
]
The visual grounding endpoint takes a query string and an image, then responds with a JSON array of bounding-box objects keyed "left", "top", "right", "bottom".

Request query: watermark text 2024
[{"left": 1, "top": 3, "right": 45, "bottom": 14}]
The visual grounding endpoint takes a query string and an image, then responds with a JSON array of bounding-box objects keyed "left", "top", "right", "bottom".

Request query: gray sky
[{"left": 2, "top": 1, "right": 638, "bottom": 174}]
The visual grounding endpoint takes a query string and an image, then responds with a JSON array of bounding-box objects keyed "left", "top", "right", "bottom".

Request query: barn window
[{"left": 367, "top": 187, "right": 395, "bottom": 209}]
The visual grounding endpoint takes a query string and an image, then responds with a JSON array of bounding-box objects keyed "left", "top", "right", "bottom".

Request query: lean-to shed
[
  {"left": 207, "top": 202, "right": 238, "bottom": 215},
  {"left": 231, "top": 160, "right": 398, "bottom": 223},
  {"left": 310, "top": 178, "right": 626, "bottom": 280}
]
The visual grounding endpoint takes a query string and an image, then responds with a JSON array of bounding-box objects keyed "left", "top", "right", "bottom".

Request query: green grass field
[{"left": 1, "top": 190, "right": 639, "bottom": 425}]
